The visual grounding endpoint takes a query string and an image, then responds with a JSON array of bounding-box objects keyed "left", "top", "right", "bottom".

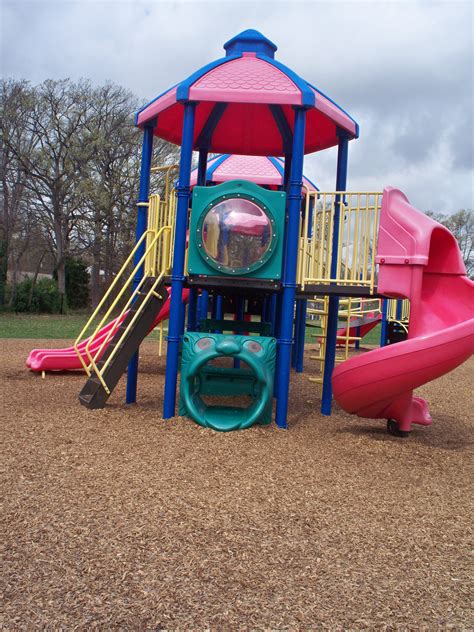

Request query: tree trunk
[{"left": 27, "top": 249, "right": 46, "bottom": 309}]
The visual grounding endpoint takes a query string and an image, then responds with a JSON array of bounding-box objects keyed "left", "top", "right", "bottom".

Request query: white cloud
[{"left": 2, "top": 0, "right": 473, "bottom": 211}]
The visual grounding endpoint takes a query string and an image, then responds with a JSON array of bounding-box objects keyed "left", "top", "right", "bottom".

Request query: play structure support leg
[
  {"left": 296, "top": 299, "right": 307, "bottom": 373},
  {"left": 380, "top": 298, "right": 388, "bottom": 347},
  {"left": 355, "top": 325, "right": 361, "bottom": 350},
  {"left": 187, "top": 288, "right": 198, "bottom": 332},
  {"left": 396, "top": 299, "right": 403, "bottom": 321},
  {"left": 126, "top": 121, "right": 155, "bottom": 404},
  {"left": 321, "top": 132, "right": 349, "bottom": 416},
  {"left": 200, "top": 290, "right": 209, "bottom": 321},
  {"left": 163, "top": 102, "right": 196, "bottom": 419},
  {"left": 292, "top": 301, "right": 301, "bottom": 368},
  {"left": 233, "top": 297, "right": 245, "bottom": 369},
  {"left": 270, "top": 293, "right": 278, "bottom": 336},
  {"left": 275, "top": 107, "right": 307, "bottom": 429},
  {"left": 197, "top": 148, "right": 208, "bottom": 186},
  {"left": 216, "top": 294, "right": 223, "bottom": 320}
]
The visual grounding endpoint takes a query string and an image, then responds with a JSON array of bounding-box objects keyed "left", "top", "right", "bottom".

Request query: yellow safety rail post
[
  {"left": 150, "top": 164, "right": 179, "bottom": 203},
  {"left": 387, "top": 298, "right": 410, "bottom": 333},
  {"left": 298, "top": 191, "right": 382, "bottom": 292}
]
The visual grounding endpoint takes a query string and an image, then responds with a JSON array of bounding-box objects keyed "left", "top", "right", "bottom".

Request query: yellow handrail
[
  {"left": 74, "top": 191, "right": 174, "bottom": 374},
  {"left": 78, "top": 226, "right": 172, "bottom": 392},
  {"left": 298, "top": 191, "right": 382, "bottom": 292}
]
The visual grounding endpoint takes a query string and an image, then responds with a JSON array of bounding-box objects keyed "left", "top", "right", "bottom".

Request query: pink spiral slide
[
  {"left": 333, "top": 188, "right": 474, "bottom": 434},
  {"left": 26, "top": 288, "right": 188, "bottom": 372}
]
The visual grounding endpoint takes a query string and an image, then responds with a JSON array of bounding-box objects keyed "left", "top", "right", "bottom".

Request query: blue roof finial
[{"left": 224, "top": 29, "right": 278, "bottom": 58}]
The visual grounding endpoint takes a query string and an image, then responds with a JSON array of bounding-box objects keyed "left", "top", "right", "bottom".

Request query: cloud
[{"left": 2, "top": 0, "right": 473, "bottom": 212}]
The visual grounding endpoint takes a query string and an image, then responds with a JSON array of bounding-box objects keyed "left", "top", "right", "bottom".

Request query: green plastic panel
[
  {"left": 187, "top": 180, "right": 286, "bottom": 281},
  {"left": 179, "top": 332, "right": 276, "bottom": 431}
]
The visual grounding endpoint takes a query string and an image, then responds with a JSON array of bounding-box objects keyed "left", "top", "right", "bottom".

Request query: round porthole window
[{"left": 198, "top": 197, "right": 276, "bottom": 275}]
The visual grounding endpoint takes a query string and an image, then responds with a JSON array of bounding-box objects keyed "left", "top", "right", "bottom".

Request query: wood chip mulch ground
[{"left": 1, "top": 339, "right": 473, "bottom": 630}]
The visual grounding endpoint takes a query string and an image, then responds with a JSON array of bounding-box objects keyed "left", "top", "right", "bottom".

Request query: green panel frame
[
  {"left": 187, "top": 180, "right": 286, "bottom": 281},
  {"left": 179, "top": 332, "right": 277, "bottom": 431}
]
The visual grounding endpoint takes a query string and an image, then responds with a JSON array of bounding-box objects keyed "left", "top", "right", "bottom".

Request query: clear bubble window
[{"left": 201, "top": 198, "right": 273, "bottom": 273}]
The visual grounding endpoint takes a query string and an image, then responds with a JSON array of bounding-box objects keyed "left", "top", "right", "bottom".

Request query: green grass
[
  {"left": 0, "top": 312, "right": 91, "bottom": 339},
  {"left": 0, "top": 311, "right": 382, "bottom": 346},
  {"left": 305, "top": 320, "right": 381, "bottom": 346}
]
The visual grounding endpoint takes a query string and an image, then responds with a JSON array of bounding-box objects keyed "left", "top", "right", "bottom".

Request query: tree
[
  {"left": 5, "top": 79, "right": 92, "bottom": 312},
  {"left": 0, "top": 79, "right": 35, "bottom": 306},
  {"left": 426, "top": 210, "right": 473, "bottom": 277}
]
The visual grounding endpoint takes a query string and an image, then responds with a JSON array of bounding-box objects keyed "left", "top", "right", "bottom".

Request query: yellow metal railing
[
  {"left": 307, "top": 296, "right": 382, "bottom": 383},
  {"left": 386, "top": 298, "right": 410, "bottom": 332},
  {"left": 74, "top": 194, "right": 174, "bottom": 391},
  {"left": 298, "top": 191, "right": 382, "bottom": 293}
]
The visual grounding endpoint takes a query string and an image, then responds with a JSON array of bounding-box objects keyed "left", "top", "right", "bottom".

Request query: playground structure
[{"left": 27, "top": 30, "right": 473, "bottom": 436}]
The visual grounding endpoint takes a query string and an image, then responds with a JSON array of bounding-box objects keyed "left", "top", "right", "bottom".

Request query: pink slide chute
[
  {"left": 26, "top": 288, "right": 187, "bottom": 372},
  {"left": 333, "top": 188, "right": 474, "bottom": 433}
]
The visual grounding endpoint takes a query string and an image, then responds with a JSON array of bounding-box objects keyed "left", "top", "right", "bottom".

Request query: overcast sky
[{"left": 2, "top": 0, "right": 473, "bottom": 212}]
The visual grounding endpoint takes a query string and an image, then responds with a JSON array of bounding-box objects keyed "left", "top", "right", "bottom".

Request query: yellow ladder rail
[
  {"left": 87, "top": 273, "right": 166, "bottom": 394},
  {"left": 83, "top": 225, "right": 172, "bottom": 374}
]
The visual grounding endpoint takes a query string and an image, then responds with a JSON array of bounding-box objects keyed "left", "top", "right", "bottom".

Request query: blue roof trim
[
  {"left": 307, "top": 82, "right": 359, "bottom": 138},
  {"left": 176, "top": 54, "right": 241, "bottom": 102},
  {"left": 134, "top": 83, "right": 179, "bottom": 127},
  {"left": 256, "top": 54, "right": 315, "bottom": 108},
  {"left": 206, "top": 154, "right": 230, "bottom": 180},
  {"left": 268, "top": 156, "right": 285, "bottom": 177},
  {"left": 274, "top": 157, "right": 319, "bottom": 191}
]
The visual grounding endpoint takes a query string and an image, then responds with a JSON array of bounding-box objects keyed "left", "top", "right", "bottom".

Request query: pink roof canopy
[
  {"left": 189, "top": 154, "right": 318, "bottom": 192},
  {"left": 136, "top": 30, "right": 358, "bottom": 156}
]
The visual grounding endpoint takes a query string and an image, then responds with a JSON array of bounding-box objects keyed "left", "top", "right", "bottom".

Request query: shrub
[
  {"left": 11, "top": 277, "right": 62, "bottom": 313},
  {"left": 53, "top": 258, "right": 90, "bottom": 310}
]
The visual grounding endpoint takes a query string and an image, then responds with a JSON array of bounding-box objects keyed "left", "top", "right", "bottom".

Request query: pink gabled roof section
[
  {"left": 189, "top": 53, "right": 302, "bottom": 105},
  {"left": 135, "top": 30, "right": 359, "bottom": 155},
  {"left": 189, "top": 154, "right": 318, "bottom": 192}
]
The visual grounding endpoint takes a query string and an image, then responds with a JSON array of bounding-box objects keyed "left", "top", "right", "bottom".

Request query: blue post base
[
  {"left": 296, "top": 299, "right": 307, "bottom": 373},
  {"left": 126, "top": 352, "right": 139, "bottom": 404},
  {"left": 321, "top": 295, "right": 340, "bottom": 416}
]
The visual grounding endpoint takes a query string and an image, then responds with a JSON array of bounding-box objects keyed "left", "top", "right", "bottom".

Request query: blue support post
[
  {"left": 197, "top": 148, "right": 208, "bottom": 186},
  {"left": 126, "top": 121, "right": 155, "bottom": 404},
  {"left": 199, "top": 289, "right": 209, "bottom": 322},
  {"left": 187, "top": 149, "right": 207, "bottom": 333},
  {"left": 187, "top": 288, "right": 198, "bottom": 331},
  {"left": 233, "top": 296, "right": 245, "bottom": 369},
  {"left": 216, "top": 294, "right": 223, "bottom": 320},
  {"left": 396, "top": 299, "right": 402, "bottom": 321},
  {"left": 292, "top": 301, "right": 300, "bottom": 368},
  {"left": 275, "top": 107, "right": 307, "bottom": 428},
  {"left": 163, "top": 102, "right": 196, "bottom": 419},
  {"left": 270, "top": 293, "right": 278, "bottom": 336},
  {"left": 296, "top": 298, "right": 307, "bottom": 373},
  {"left": 355, "top": 324, "right": 361, "bottom": 350},
  {"left": 380, "top": 298, "right": 388, "bottom": 346},
  {"left": 321, "top": 131, "right": 349, "bottom": 416}
]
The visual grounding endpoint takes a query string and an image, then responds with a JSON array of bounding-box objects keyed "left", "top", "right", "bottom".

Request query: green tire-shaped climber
[{"left": 181, "top": 334, "right": 276, "bottom": 431}]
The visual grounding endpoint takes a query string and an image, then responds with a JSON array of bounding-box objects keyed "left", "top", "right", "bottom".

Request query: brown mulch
[{"left": 1, "top": 339, "right": 473, "bottom": 630}]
